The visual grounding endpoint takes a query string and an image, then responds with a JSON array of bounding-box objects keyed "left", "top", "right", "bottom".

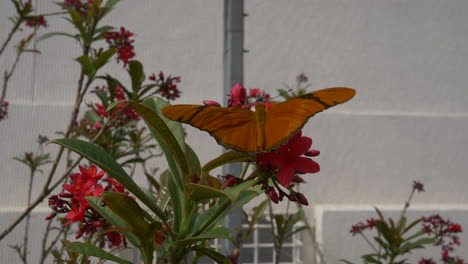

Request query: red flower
[
  {"left": 0, "top": 101, "right": 8, "bottom": 121},
  {"left": 25, "top": 16, "right": 47, "bottom": 28},
  {"left": 149, "top": 71, "right": 182, "bottom": 100},
  {"left": 228, "top": 83, "right": 247, "bottom": 107},
  {"left": 105, "top": 27, "right": 136, "bottom": 65},
  {"left": 413, "top": 181, "right": 425, "bottom": 192},
  {"left": 257, "top": 131, "right": 320, "bottom": 187}
]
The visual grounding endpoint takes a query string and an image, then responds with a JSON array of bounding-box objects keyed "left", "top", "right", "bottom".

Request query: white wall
[{"left": 1, "top": 0, "right": 467, "bottom": 263}]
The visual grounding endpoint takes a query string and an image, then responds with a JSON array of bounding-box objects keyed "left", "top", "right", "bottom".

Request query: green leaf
[
  {"left": 284, "top": 210, "right": 305, "bottom": 234},
  {"left": 201, "top": 151, "right": 253, "bottom": 181},
  {"left": 67, "top": 242, "right": 132, "bottom": 264},
  {"left": 104, "top": 0, "right": 121, "bottom": 9},
  {"left": 86, "top": 196, "right": 142, "bottom": 248},
  {"left": 396, "top": 216, "right": 407, "bottom": 234},
  {"left": 194, "top": 190, "right": 258, "bottom": 234},
  {"left": 175, "top": 227, "right": 233, "bottom": 245},
  {"left": 188, "top": 183, "right": 227, "bottom": 202},
  {"left": 129, "top": 61, "right": 145, "bottom": 93},
  {"left": 84, "top": 109, "right": 101, "bottom": 124},
  {"left": 142, "top": 97, "right": 185, "bottom": 149},
  {"left": 191, "top": 246, "right": 232, "bottom": 264},
  {"left": 223, "top": 179, "right": 258, "bottom": 201},
  {"left": 102, "top": 192, "right": 153, "bottom": 238},
  {"left": 93, "top": 48, "right": 116, "bottom": 70},
  {"left": 51, "top": 138, "right": 167, "bottom": 222},
  {"left": 403, "top": 218, "right": 422, "bottom": 235},
  {"left": 252, "top": 200, "right": 268, "bottom": 225},
  {"left": 362, "top": 254, "right": 383, "bottom": 264},
  {"left": 373, "top": 237, "right": 391, "bottom": 254},
  {"left": 69, "top": 10, "right": 84, "bottom": 32},
  {"left": 168, "top": 177, "right": 182, "bottom": 234},
  {"left": 75, "top": 55, "right": 95, "bottom": 76},
  {"left": 340, "top": 259, "right": 355, "bottom": 264},
  {"left": 185, "top": 143, "right": 201, "bottom": 176},
  {"left": 37, "top": 32, "right": 78, "bottom": 42},
  {"left": 130, "top": 100, "right": 188, "bottom": 190},
  {"left": 277, "top": 88, "right": 292, "bottom": 99},
  {"left": 403, "top": 230, "right": 426, "bottom": 242},
  {"left": 399, "top": 237, "right": 435, "bottom": 253}
]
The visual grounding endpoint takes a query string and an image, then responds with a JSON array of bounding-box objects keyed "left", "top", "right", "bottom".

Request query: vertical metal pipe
[{"left": 222, "top": 0, "right": 245, "bottom": 258}]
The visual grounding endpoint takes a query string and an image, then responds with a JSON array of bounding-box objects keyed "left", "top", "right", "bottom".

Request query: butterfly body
[{"left": 161, "top": 87, "right": 355, "bottom": 154}]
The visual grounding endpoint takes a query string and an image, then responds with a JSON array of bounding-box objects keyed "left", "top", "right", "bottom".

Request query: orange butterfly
[{"left": 161, "top": 87, "right": 355, "bottom": 154}]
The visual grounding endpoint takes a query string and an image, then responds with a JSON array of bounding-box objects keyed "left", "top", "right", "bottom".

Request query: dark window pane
[
  {"left": 280, "top": 246, "right": 293, "bottom": 262},
  {"left": 258, "top": 247, "right": 274, "bottom": 262},
  {"left": 258, "top": 227, "right": 274, "bottom": 243},
  {"left": 239, "top": 247, "right": 254, "bottom": 263}
]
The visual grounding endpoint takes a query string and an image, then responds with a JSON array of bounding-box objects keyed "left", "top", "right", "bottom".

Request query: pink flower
[
  {"left": 228, "top": 83, "right": 247, "bottom": 107},
  {"left": 203, "top": 100, "right": 221, "bottom": 107},
  {"left": 257, "top": 131, "right": 320, "bottom": 187}
]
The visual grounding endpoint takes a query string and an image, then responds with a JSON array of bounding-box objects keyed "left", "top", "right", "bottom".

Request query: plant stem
[
  {"left": 1, "top": 42, "right": 23, "bottom": 109},
  {"left": 267, "top": 200, "right": 280, "bottom": 264},
  {"left": 0, "top": 17, "right": 22, "bottom": 58},
  {"left": 20, "top": 167, "right": 36, "bottom": 264}
]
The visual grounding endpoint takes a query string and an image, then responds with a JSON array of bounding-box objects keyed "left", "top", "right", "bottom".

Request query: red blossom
[
  {"left": 413, "top": 181, "right": 425, "bottom": 192},
  {"left": 418, "top": 258, "right": 436, "bottom": 264},
  {"left": 266, "top": 188, "right": 279, "bottom": 204},
  {"left": 63, "top": 0, "right": 94, "bottom": 17},
  {"left": 105, "top": 27, "right": 136, "bottom": 65},
  {"left": 257, "top": 131, "right": 320, "bottom": 187},
  {"left": 0, "top": 101, "right": 8, "bottom": 121},
  {"left": 47, "top": 164, "right": 129, "bottom": 248},
  {"left": 149, "top": 71, "right": 182, "bottom": 100},
  {"left": 228, "top": 83, "right": 247, "bottom": 107},
  {"left": 25, "top": 16, "right": 47, "bottom": 28}
]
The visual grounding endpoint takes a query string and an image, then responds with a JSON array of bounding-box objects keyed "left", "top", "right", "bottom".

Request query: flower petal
[
  {"left": 293, "top": 157, "right": 320, "bottom": 173},
  {"left": 277, "top": 165, "right": 294, "bottom": 187}
]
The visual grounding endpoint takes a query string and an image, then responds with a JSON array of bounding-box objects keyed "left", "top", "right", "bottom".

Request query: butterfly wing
[
  {"left": 161, "top": 105, "right": 259, "bottom": 152},
  {"left": 263, "top": 87, "right": 355, "bottom": 150}
]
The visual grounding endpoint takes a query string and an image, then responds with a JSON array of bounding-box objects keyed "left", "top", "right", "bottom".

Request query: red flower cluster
[
  {"left": 94, "top": 85, "right": 139, "bottom": 122},
  {"left": 154, "top": 224, "right": 172, "bottom": 246},
  {"left": 105, "top": 27, "right": 135, "bottom": 65},
  {"left": 257, "top": 131, "right": 320, "bottom": 187},
  {"left": 349, "top": 218, "right": 379, "bottom": 235},
  {"left": 227, "top": 83, "right": 271, "bottom": 109},
  {"left": 422, "top": 214, "right": 463, "bottom": 251},
  {"left": 62, "top": 0, "right": 95, "bottom": 17},
  {"left": 25, "top": 16, "right": 47, "bottom": 28},
  {"left": 419, "top": 259, "right": 436, "bottom": 264},
  {"left": 149, "top": 71, "right": 182, "bottom": 100},
  {"left": 257, "top": 131, "right": 319, "bottom": 206},
  {"left": 0, "top": 101, "right": 8, "bottom": 121},
  {"left": 202, "top": 83, "right": 271, "bottom": 109},
  {"left": 46, "top": 165, "right": 129, "bottom": 248},
  {"left": 62, "top": 0, "right": 94, "bottom": 17}
]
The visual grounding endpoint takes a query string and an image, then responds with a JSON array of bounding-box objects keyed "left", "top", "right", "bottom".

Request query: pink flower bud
[
  {"left": 305, "top": 150, "right": 320, "bottom": 157},
  {"left": 45, "top": 213, "right": 56, "bottom": 220},
  {"left": 203, "top": 100, "right": 221, "bottom": 107},
  {"left": 292, "top": 175, "right": 304, "bottom": 183},
  {"left": 267, "top": 188, "right": 279, "bottom": 204},
  {"left": 295, "top": 192, "right": 309, "bottom": 206}
]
